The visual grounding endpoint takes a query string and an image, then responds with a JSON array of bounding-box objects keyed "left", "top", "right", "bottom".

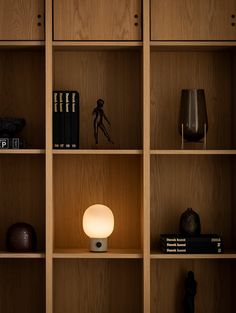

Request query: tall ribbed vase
[{"left": 179, "top": 89, "right": 208, "bottom": 142}]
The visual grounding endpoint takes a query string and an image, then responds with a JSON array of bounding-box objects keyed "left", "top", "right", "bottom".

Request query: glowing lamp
[{"left": 83, "top": 204, "right": 114, "bottom": 252}]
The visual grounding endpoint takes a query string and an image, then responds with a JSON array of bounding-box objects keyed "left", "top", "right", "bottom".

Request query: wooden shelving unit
[{"left": 0, "top": 0, "right": 236, "bottom": 312}]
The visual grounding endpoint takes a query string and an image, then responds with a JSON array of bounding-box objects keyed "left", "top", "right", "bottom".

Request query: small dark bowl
[{"left": 6, "top": 222, "right": 37, "bottom": 252}]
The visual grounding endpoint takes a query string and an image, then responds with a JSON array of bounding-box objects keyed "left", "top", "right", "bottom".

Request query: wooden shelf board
[
  {"left": 151, "top": 150, "right": 236, "bottom": 155},
  {"left": 53, "top": 41, "right": 142, "bottom": 49},
  {"left": 151, "top": 250, "right": 236, "bottom": 260},
  {"left": 53, "top": 249, "right": 142, "bottom": 259},
  {"left": 0, "top": 41, "right": 45, "bottom": 49},
  {"left": 0, "top": 149, "right": 45, "bottom": 155},
  {"left": 150, "top": 41, "right": 236, "bottom": 51},
  {"left": 53, "top": 149, "right": 143, "bottom": 155},
  {"left": 0, "top": 252, "right": 45, "bottom": 258}
]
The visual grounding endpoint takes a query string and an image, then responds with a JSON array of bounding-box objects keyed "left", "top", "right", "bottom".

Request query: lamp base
[{"left": 90, "top": 238, "right": 107, "bottom": 252}]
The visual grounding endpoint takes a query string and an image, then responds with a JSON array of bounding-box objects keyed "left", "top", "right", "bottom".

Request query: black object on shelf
[
  {"left": 184, "top": 271, "right": 197, "bottom": 313},
  {"left": 6, "top": 222, "right": 37, "bottom": 252},
  {"left": 53, "top": 90, "right": 80, "bottom": 149},
  {"left": 0, "top": 117, "right": 26, "bottom": 149},
  {"left": 160, "top": 234, "right": 222, "bottom": 254},
  {"left": 180, "top": 208, "right": 201, "bottom": 236},
  {"left": 179, "top": 89, "right": 208, "bottom": 148},
  {"left": 93, "top": 99, "right": 114, "bottom": 145}
]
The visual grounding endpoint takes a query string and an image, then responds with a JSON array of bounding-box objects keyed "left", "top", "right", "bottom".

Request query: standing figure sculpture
[
  {"left": 93, "top": 99, "right": 113, "bottom": 144},
  {"left": 183, "top": 271, "right": 197, "bottom": 313}
]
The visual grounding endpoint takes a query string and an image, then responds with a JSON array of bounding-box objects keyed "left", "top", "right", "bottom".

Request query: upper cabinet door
[
  {"left": 54, "top": 0, "right": 142, "bottom": 40},
  {"left": 0, "top": 0, "right": 44, "bottom": 40},
  {"left": 151, "top": 0, "right": 236, "bottom": 40}
]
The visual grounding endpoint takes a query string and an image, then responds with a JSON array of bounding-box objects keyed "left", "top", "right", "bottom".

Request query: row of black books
[
  {"left": 160, "top": 234, "right": 222, "bottom": 254},
  {"left": 53, "top": 91, "right": 80, "bottom": 149}
]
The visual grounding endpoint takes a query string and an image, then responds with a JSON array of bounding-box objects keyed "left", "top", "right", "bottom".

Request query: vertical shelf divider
[
  {"left": 45, "top": 0, "right": 53, "bottom": 312},
  {"left": 143, "top": 0, "right": 151, "bottom": 312}
]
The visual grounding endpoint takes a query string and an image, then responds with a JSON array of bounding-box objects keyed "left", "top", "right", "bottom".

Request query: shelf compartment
[
  {"left": 150, "top": 155, "right": 236, "bottom": 252},
  {"left": 54, "top": 49, "right": 142, "bottom": 149},
  {"left": 53, "top": 0, "right": 142, "bottom": 41},
  {"left": 0, "top": 259, "right": 45, "bottom": 313},
  {"left": 54, "top": 259, "right": 142, "bottom": 313},
  {"left": 151, "top": 259, "right": 235, "bottom": 313},
  {"left": 151, "top": 0, "right": 236, "bottom": 41},
  {"left": 0, "top": 49, "right": 45, "bottom": 149},
  {"left": 0, "top": 155, "right": 45, "bottom": 251},
  {"left": 151, "top": 49, "right": 236, "bottom": 150},
  {"left": 53, "top": 155, "right": 142, "bottom": 250},
  {"left": 53, "top": 248, "right": 142, "bottom": 259}
]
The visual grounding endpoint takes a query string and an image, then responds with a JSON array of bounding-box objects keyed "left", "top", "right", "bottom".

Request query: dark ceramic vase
[
  {"left": 179, "top": 208, "right": 201, "bottom": 236},
  {"left": 179, "top": 89, "right": 208, "bottom": 142},
  {"left": 6, "top": 222, "right": 37, "bottom": 252}
]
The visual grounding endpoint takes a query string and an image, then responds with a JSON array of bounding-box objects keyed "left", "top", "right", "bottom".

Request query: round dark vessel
[
  {"left": 6, "top": 222, "right": 37, "bottom": 252},
  {"left": 0, "top": 117, "right": 25, "bottom": 138},
  {"left": 179, "top": 208, "right": 201, "bottom": 236}
]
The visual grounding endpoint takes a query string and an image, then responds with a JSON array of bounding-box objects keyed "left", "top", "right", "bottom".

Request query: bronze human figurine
[
  {"left": 184, "top": 271, "right": 197, "bottom": 313},
  {"left": 93, "top": 99, "right": 113, "bottom": 144}
]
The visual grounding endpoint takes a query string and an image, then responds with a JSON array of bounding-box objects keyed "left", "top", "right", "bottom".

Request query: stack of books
[
  {"left": 53, "top": 90, "right": 80, "bottom": 149},
  {"left": 160, "top": 234, "right": 222, "bottom": 254}
]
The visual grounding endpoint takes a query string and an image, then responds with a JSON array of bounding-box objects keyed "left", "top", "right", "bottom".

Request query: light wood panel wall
[
  {"left": 151, "top": 260, "right": 234, "bottom": 313},
  {"left": 54, "top": 259, "right": 142, "bottom": 313},
  {"left": 54, "top": 0, "right": 142, "bottom": 40},
  {"left": 0, "top": 50, "right": 45, "bottom": 148},
  {"left": 53, "top": 155, "right": 142, "bottom": 250},
  {"left": 150, "top": 51, "right": 234, "bottom": 150},
  {"left": 0, "top": 0, "right": 44, "bottom": 40},
  {"left": 150, "top": 155, "right": 234, "bottom": 250},
  {"left": 0, "top": 155, "right": 45, "bottom": 250},
  {"left": 54, "top": 50, "right": 142, "bottom": 149},
  {"left": 151, "top": 0, "right": 236, "bottom": 40},
  {"left": 0, "top": 259, "right": 45, "bottom": 313}
]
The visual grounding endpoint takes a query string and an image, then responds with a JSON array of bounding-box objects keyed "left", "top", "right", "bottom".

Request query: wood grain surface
[
  {"left": 0, "top": 0, "right": 44, "bottom": 40},
  {"left": 0, "top": 155, "right": 45, "bottom": 251},
  {"left": 151, "top": 51, "right": 234, "bottom": 150},
  {"left": 151, "top": 260, "right": 234, "bottom": 313},
  {"left": 151, "top": 0, "right": 236, "bottom": 40},
  {"left": 0, "top": 259, "right": 45, "bottom": 313},
  {"left": 54, "top": 0, "right": 141, "bottom": 40},
  {"left": 54, "top": 259, "right": 142, "bottom": 313},
  {"left": 0, "top": 50, "right": 45, "bottom": 148},
  {"left": 54, "top": 50, "right": 142, "bottom": 149},
  {"left": 53, "top": 155, "right": 142, "bottom": 250}
]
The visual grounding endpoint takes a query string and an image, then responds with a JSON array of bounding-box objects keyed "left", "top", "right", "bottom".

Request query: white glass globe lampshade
[{"left": 83, "top": 204, "right": 114, "bottom": 252}]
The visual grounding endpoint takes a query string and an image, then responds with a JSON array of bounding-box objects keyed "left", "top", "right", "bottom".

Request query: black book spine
[
  {"left": 70, "top": 91, "right": 79, "bottom": 149},
  {"left": 59, "top": 92, "right": 65, "bottom": 149},
  {"left": 162, "top": 246, "right": 222, "bottom": 254},
  {"left": 53, "top": 92, "right": 60, "bottom": 149},
  {"left": 162, "top": 242, "right": 222, "bottom": 248},
  {"left": 64, "top": 92, "right": 71, "bottom": 149},
  {"left": 161, "top": 235, "right": 221, "bottom": 244},
  {"left": 161, "top": 239, "right": 222, "bottom": 247}
]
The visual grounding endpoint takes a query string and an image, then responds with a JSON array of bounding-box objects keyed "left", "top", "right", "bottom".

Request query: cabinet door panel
[
  {"left": 54, "top": 0, "right": 141, "bottom": 40},
  {"left": 151, "top": 0, "right": 236, "bottom": 40},
  {"left": 0, "top": 0, "right": 44, "bottom": 40}
]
